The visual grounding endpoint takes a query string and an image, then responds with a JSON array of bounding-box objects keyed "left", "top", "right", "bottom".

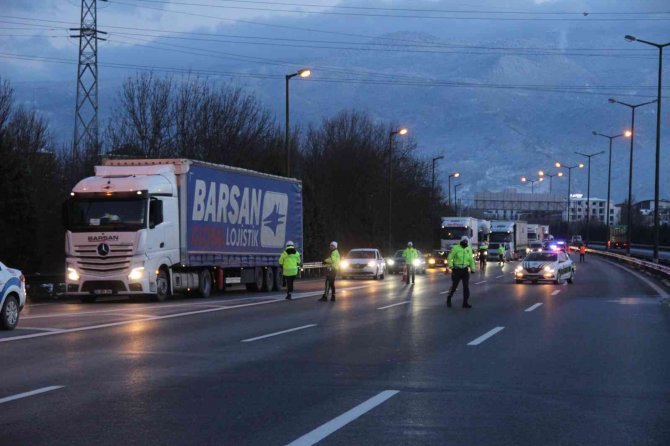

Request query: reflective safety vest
[{"left": 448, "top": 245, "right": 476, "bottom": 270}]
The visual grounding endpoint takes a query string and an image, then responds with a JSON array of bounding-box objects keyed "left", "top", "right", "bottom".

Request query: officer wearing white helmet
[
  {"left": 319, "top": 241, "right": 340, "bottom": 302},
  {"left": 278, "top": 240, "right": 301, "bottom": 300},
  {"left": 445, "top": 235, "right": 476, "bottom": 308},
  {"left": 402, "top": 241, "right": 419, "bottom": 285}
]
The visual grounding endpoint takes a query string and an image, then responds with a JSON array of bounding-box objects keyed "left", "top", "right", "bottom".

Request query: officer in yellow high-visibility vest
[{"left": 445, "top": 236, "right": 476, "bottom": 308}]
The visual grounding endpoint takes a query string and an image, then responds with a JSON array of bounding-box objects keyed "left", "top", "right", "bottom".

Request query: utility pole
[{"left": 70, "top": 0, "right": 107, "bottom": 162}]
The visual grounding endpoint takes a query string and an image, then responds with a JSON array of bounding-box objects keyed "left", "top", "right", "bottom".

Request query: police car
[
  {"left": 514, "top": 251, "right": 575, "bottom": 284},
  {"left": 0, "top": 261, "right": 26, "bottom": 330}
]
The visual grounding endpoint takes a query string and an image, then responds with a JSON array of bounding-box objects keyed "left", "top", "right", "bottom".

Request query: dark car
[
  {"left": 387, "top": 249, "right": 427, "bottom": 274},
  {"left": 427, "top": 250, "right": 449, "bottom": 268}
]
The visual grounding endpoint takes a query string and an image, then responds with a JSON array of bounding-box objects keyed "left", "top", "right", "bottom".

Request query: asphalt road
[
  {"left": 589, "top": 243, "right": 670, "bottom": 262},
  {"left": 2, "top": 255, "right": 669, "bottom": 446}
]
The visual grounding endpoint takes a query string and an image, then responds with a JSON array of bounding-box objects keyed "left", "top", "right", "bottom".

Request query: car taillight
[{"left": 20, "top": 274, "right": 25, "bottom": 283}]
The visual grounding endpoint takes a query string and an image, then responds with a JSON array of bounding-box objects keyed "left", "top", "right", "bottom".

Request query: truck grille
[{"left": 74, "top": 243, "right": 134, "bottom": 274}]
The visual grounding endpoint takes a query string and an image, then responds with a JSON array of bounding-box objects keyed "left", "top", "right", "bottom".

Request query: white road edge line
[
  {"left": 467, "top": 327, "right": 505, "bottom": 346},
  {"left": 241, "top": 324, "right": 317, "bottom": 343},
  {"left": 603, "top": 258, "right": 669, "bottom": 298},
  {"left": 0, "top": 386, "right": 64, "bottom": 404},
  {"left": 286, "top": 390, "right": 400, "bottom": 446},
  {"left": 525, "top": 303, "right": 543, "bottom": 312},
  {"left": 0, "top": 285, "right": 368, "bottom": 344},
  {"left": 551, "top": 290, "right": 561, "bottom": 296},
  {"left": 377, "top": 301, "right": 410, "bottom": 310}
]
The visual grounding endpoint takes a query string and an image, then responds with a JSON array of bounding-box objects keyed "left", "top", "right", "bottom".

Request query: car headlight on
[
  {"left": 67, "top": 267, "right": 80, "bottom": 282},
  {"left": 543, "top": 265, "right": 555, "bottom": 273},
  {"left": 387, "top": 259, "right": 395, "bottom": 266},
  {"left": 128, "top": 266, "right": 145, "bottom": 281},
  {"left": 367, "top": 261, "right": 376, "bottom": 268},
  {"left": 412, "top": 259, "right": 420, "bottom": 267},
  {"left": 515, "top": 266, "right": 523, "bottom": 273},
  {"left": 340, "top": 260, "right": 350, "bottom": 269},
  {"left": 428, "top": 258, "right": 436, "bottom": 265}
]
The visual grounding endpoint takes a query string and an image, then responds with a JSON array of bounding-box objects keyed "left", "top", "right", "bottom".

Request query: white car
[
  {"left": 0, "top": 261, "right": 27, "bottom": 330},
  {"left": 340, "top": 249, "right": 386, "bottom": 280},
  {"left": 514, "top": 251, "right": 575, "bottom": 284}
]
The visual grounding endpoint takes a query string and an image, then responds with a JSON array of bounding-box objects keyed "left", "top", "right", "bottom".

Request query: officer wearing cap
[
  {"left": 279, "top": 240, "right": 301, "bottom": 300},
  {"left": 445, "top": 235, "right": 476, "bottom": 308},
  {"left": 319, "top": 241, "right": 340, "bottom": 302}
]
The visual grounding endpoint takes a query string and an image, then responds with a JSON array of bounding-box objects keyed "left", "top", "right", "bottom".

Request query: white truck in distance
[
  {"left": 440, "top": 217, "right": 479, "bottom": 250},
  {"left": 63, "top": 159, "right": 303, "bottom": 302},
  {"left": 488, "top": 220, "right": 529, "bottom": 260}
]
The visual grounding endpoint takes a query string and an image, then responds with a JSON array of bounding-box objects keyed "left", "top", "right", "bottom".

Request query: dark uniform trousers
[
  {"left": 325, "top": 271, "right": 337, "bottom": 296},
  {"left": 285, "top": 275, "right": 295, "bottom": 293},
  {"left": 448, "top": 267, "right": 470, "bottom": 301}
]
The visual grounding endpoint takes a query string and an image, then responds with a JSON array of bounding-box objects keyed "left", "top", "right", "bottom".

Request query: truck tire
[
  {"left": 272, "top": 267, "right": 281, "bottom": 291},
  {"left": 1, "top": 294, "right": 20, "bottom": 330},
  {"left": 197, "top": 269, "right": 212, "bottom": 298},
  {"left": 245, "top": 267, "right": 264, "bottom": 292},
  {"left": 262, "top": 267, "right": 274, "bottom": 292},
  {"left": 154, "top": 267, "right": 171, "bottom": 302}
]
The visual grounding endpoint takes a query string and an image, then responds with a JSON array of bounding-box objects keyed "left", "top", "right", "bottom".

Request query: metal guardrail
[{"left": 575, "top": 246, "right": 670, "bottom": 280}]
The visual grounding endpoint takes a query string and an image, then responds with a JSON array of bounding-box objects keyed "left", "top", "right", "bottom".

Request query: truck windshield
[
  {"left": 65, "top": 197, "right": 147, "bottom": 232},
  {"left": 490, "top": 232, "right": 512, "bottom": 242},
  {"left": 440, "top": 227, "right": 469, "bottom": 240}
]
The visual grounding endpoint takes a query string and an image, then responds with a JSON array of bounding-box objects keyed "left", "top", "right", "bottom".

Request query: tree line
[{"left": 0, "top": 73, "right": 446, "bottom": 273}]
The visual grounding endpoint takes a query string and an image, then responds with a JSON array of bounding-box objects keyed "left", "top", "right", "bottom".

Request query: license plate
[{"left": 93, "top": 289, "right": 113, "bottom": 295}]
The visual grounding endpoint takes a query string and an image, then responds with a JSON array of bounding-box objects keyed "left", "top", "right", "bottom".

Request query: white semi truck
[
  {"left": 488, "top": 220, "right": 529, "bottom": 260},
  {"left": 63, "top": 159, "right": 303, "bottom": 302},
  {"left": 440, "top": 217, "right": 479, "bottom": 250}
]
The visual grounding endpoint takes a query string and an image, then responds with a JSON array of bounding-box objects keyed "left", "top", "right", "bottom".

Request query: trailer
[{"left": 63, "top": 159, "right": 303, "bottom": 302}]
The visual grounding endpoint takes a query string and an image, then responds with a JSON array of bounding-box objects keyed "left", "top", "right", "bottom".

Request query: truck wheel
[
  {"left": 1, "top": 294, "right": 20, "bottom": 330},
  {"left": 154, "top": 268, "right": 171, "bottom": 302},
  {"left": 245, "top": 267, "right": 264, "bottom": 292},
  {"left": 197, "top": 269, "right": 212, "bottom": 298},
  {"left": 262, "top": 267, "right": 274, "bottom": 292}
]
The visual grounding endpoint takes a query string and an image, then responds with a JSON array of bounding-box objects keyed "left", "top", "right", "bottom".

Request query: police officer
[
  {"left": 478, "top": 240, "right": 489, "bottom": 269},
  {"left": 446, "top": 235, "right": 476, "bottom": 308},
  {"left": 279, "top": 240, "right": 301, "bottom": 300},
  {"left": 402, "top": 241, "right": 419, "bottom": 285},
  {"left": 497, "top": 243, "right": 506, "bottom": 265},
  {"left": 319, "top": 241, "right": 340, "bottom": 302}
]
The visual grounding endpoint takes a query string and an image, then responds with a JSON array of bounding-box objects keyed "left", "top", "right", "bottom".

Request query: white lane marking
[
  {"left": 16, "top": 327, "right": 64, "bottom": 332},
  {"left": 603, "top": 259, "right": 669, "bottom": 298},
  {"left": 286, "top": 390, "right": 399, "bottom": 446},
  {"left": 467, "top": 327, "right": 505, "bottom": 346},
  {"left": 0, "top": 286, "right": 368, "bottom": 344},
  {"left": 242, "top": 324, "right": 317, "bottom": 343},
  {"left": 496, "top": 275, "right": 504, "bottom": 279},
  {"left": 0, "top": 386, "right": 64, "bottom": 404},
  {"left": 439, "top": 291, "right": 449, "bottom": 295},
  {"left": 474, "top": 280, "right": 486, "bottom": 285},
  {"left": 551, "top": 290, "right": 561, "bottom": 296},
  {"left": 377, "top": 301, "right": 410, "bottom": 310},
  {"left": 525, "top": 303, "right": 543, "bottom": 312}
]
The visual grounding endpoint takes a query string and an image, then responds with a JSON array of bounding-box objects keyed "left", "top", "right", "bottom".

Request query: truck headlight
[
  {"left": 67, "top": 267, "right": 80, "bottom": 282},
  {"left": 128, "top": 266, "right": 145, "bottom": 281},
  {"left": 367, "top": 261, "right": 376, "bottom": 268},
  {"left": 412, "top": 259, "right": 420, "bottom": 267}
]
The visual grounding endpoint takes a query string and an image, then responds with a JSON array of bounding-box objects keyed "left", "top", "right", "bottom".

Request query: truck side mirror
[{"left": 149, "top": 198, "right": 163, "bottom": 229}]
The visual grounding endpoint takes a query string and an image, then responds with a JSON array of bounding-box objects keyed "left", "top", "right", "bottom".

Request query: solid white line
[
  {"left": 377, "top": 301, "right": 410, "bottom": 310},
  {"left": 525, "top": 303, "right": 543, "bottom": 312},
  {"left": 241, "top": 324, "right": 317, "bottom": 343},
  {"left": 551, "top": 290, "right": 561, "bottom": 296},
  {"left": 16, "top": 327, "right": 64, "bottom": 332},
  {"left": 0, "top": 285, "right": 370, "bottom": 344},
  {"left": 467, "top": 327, "right": 505, "bottom": 346},
  {"left": 603, "top": 258, "right": 669, "bottom": 298},
  {"left": 0, "top": 386, "right": 64, "bottom": 404},
  {"left": 474, "top": 280, "right": 486, "bottom": 285},
  {"left": 496, "top": 275, "right": 504, "bottom": 279},
  {"left": 286, "top": 390, "right": 399, "bottom": 446}
]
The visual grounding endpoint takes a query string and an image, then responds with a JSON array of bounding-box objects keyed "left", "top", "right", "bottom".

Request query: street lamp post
[
  {"left": 454, "top": 183, "right": 462, "bottom": 217},
  {"left": 593, "top": 130, "right": 631, "bottom": 250},
  {"left": 431, "top": 156, "right": 445, "bottom": 248},
  {"left": 538, "top": 170, "right": 563, "bottom": 194},
  {"left": 625, "top": 35, "right": 670, "bottom": 263},
  {"left": 388, "top": 127, "right": 408, "bottom": 253},
  {"left": 520, "top": 176, "right": 543, "bottom": 194},
  {"left": 609, "top": 97, "right": 657, "bottom": 256},
  {"left": 555, "top": 161, "right": 585, "bottom": 228},
  {"left": 448, "top": 172, "right": 460, "bottom": 208},
  {"left": 284, "top": 68, "right": 311, "bottom": 177},
  {"left": 575, "top": 150, "right": 604, "bottom": 243}
]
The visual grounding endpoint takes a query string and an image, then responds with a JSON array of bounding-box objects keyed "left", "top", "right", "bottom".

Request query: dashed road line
[
  {"left": 496, "top": 275, "right": 504, "bottom": 279},
  {"left": 525, "top": 303, "right": 543, "bottom": 312},
  {"left": 474, "top": 280, "right": 487, "bottom": 285},
  {"left": 551, "top": 290, "right": 561, "bottom": 296},
  {"left": 0, "top": 386, "right": 64, "bottom": 404},
  {"left": 439, "top": 291, "right": 449, "bottom": 295},
  {"left": 286, "top": 390, "right": 400, "bottom": 446},
  {"left": 242, "top": 324, "right": 317, "bottom": 343},
  {"left": 467, "top": 327, "right": 505, "bottom": 346},
  {"left": 377, "top": 301, "right": 410, "bottom": 310},
  {"left": 16, "top": 327, "right": 64, "bottom": 333}
]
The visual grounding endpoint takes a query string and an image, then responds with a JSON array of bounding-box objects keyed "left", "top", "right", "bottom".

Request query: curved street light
[
  {"left": 388, "top": 127, "right": 409, "bottom": 252},
  {"left": 555, "top": 161, "right": 585, "bottom": 225},
  {"left": 285, "top": 68, "right": 311, "bottom": 177}
]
